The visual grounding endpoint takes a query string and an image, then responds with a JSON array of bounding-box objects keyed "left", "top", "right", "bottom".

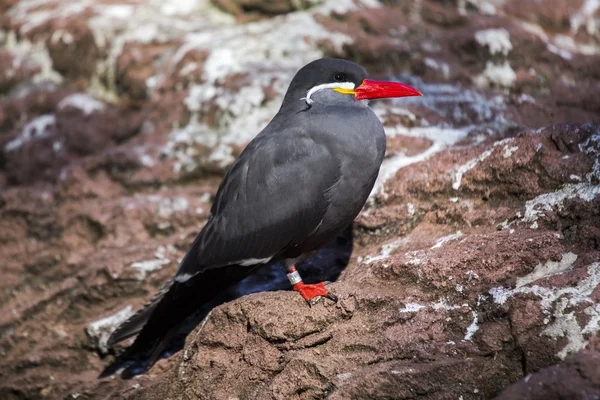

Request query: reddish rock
[
  {"left": 212, "top": 0, "right": 319, "bottom": 20},
  {"left": 116, "top": 41, "right": 177, "bottom": 101},
  {"left": 0, "top": 50, "right": 33, "bottom": 94},
  {"left": 495, "top": 350, "right": 600, "bottom": 400},
  {"left": 503, "top": 0, "right": 585, "bottom": 32},
  {"left": 44, "top": 14, "right": 101, "bottom": 87},
  {"left": 1, "top": 90, "right": 145, "bottom": 186},
  {"left": 0, "top": 0, "right": 599, "bottom": 399}
]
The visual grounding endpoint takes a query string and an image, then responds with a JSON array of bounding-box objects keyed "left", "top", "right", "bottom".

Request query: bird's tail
[
  {"left": 99, "top": 263, "right": 259, "bottom": 378},
  {"left": 106, "top": 278, "right": 175, "bottom": 347}
]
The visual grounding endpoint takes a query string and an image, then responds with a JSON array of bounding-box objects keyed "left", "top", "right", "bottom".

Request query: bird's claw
[
  {"left": 306, "top": 297, "right": 320, "bottom": 308},
  {"left": 293, "top": 281, "right": 338, "bottom": 307},
  {"left": 325, "top": 291, "right": 338, "bottom": 302}
]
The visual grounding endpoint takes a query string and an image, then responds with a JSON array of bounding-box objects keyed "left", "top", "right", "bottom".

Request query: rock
[
  {"left": 495, "top": 350, "right": 600, "bottom": 400},
  {"left": 503, "top": 0, "right": 585, "bottom": 32},
  {"left": 212, "top": 0, "right": 322, "bottom": 20},
  {"left": 1, "top": 89, "right": 144, "bottom": 185},
  {"left": 0, "top": 0, "right": 599, "bottom": 399},
  {"left": 43, "top": 15, "right": 102, "bottom": 87},
  {"left": 115, "top": 41, "right": 174, "bottom": 100}
]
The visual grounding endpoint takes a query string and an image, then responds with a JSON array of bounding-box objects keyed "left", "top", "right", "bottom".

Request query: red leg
[{"left": 287, "top": 266, "right": 338, "bottom": 306}]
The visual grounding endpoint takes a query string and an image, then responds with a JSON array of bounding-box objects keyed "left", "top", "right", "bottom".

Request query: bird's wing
[{"left": 176, "top": 128, "right": 341, "bottom": 279}]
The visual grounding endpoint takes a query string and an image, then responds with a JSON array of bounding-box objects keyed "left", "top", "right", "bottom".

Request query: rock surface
[
  {"left": 495, "top": 349, "right": 600, "bottom": 399},
  {"left": 0, "top": 0, "right": 599, "bottom": 399}
]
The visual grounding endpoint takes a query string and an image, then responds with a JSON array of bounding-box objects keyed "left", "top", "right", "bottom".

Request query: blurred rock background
[{"left": 0, "top": 0, "right": 599, "bottom": 399}]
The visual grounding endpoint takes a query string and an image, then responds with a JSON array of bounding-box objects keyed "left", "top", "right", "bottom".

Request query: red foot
[{"left": 293, "top": 282, "right": 338, "bottom": 306}]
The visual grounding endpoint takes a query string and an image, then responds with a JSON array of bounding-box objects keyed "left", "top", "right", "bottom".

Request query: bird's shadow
[{"left": 100, "top": 225, "right": 354, "bottom": 378}]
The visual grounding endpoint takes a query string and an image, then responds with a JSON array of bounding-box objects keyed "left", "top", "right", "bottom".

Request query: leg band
[{"left": 287, "top": 270, "right": 303, "bottom": 285}]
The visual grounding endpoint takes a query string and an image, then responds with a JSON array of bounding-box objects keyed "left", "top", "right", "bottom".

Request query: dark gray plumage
[{"left": 101, "top": 58, "right": 420, "bottom": 377}]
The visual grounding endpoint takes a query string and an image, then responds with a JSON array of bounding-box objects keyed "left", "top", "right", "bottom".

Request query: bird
[{"left": 101, "top": 58, "right": 421, "bottom": 377}]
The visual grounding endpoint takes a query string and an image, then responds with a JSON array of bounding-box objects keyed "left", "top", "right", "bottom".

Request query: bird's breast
[
  {"left": 303, "top": 106, "right": 386, "bottom": 244},
  {"left": 328, "top": 107, "right": 386, "bottom": 174}
]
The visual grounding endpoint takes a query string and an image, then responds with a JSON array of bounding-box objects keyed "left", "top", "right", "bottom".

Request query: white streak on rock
[
  {"left": 58, "top": 93, "right": 105, "bottom": 115},
  {"left": 503, "top": 145, "right": 518, "bottom": 158},
  {"left": 5, "top": 114, "right": 56, "bottom": 152},
  {"left": 372, "top": 126, "right": 472, "bottom": 197},
  {"left": 399, "top": 303, "right": 426, "bottom": 313},
  {"left": 544, "top": 298, "right": 600, "bottom": 359},
  {"left": 159, "top": 0, "right": 202, "bottom": 16},
  {"left": 4, "top": 31, "right": 62, "bottom": 84},
  {"left": 452, "top": 148, "right": 494, "bottom": 190},
  {"left": 571, "top": 0, "right": 600, "bottom": 36},
  {"left": 579, "top": 133, "right": 600, "bottom": 181},
  {"left": 516, "top": 252, "right": 578, "bottom": 288},
  {"left": 431, "top": 300, "right": 462, "bottom": 311},
  {"left": 475, "top": 28, "right": 512, "bottom": 56},
  {"left": 464, "top": 309, "right": 479, "bottom": 341},
  {"left": 451, "top": 138, "right": 516, "bottom": 191},
  {"left": 523, "top": 183, "right": 600, "bottom": 222},
  {"left": 399, "top": 299, "right": 466, "bottom": 314},
  {"left": 130, "top": 259, "right": 171, "bottom": 280},
  {"left": 207, "top": 143, "right": 235, "bottom": 169},
  {"left": 139, "top": 153, "right": 156, "bottom": 167},
  {"left": 432, "top": 231, "right": 464, "bottom": 249},
  {"left": 489, "top": 262, "right": 600, "bottom": 359},
  {"left": 129, "top": 245, "right": 175, "bottom": 280},
  {"left": 316, "top": 0, "right": 381, "bottom": 14},
  {"left": 424, "top": 57, "right": 451, "bottom": 78},
  {"left": 569, "top": 174, "right": 582, "bottom": 182},
  {"left": 157, "top": 197, "right": 189, "bottom": 218},
  {"left": 474, "top": 61, "right": 516, "bottom": 88},
  {"left": 547, "top": 43, "right": 573, "bottom": 60},
  {"left": 363, "top": 239, "right": 407, "bottom": 265}
]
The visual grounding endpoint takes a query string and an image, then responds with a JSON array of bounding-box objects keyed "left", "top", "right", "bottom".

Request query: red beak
[{"left": 354, "top": 79, "right": 422, "bottom": 100}]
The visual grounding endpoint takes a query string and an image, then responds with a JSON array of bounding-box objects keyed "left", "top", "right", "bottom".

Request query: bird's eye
[{"left": 334, "top": 73, "right": 346, "bottom": 82}]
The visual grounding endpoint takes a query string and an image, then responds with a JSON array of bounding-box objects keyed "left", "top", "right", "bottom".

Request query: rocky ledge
[{"left": 0, "top": 0, "right": 599, "bottom": 399}]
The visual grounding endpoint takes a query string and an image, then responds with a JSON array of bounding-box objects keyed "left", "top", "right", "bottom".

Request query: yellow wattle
[{"left": 333, "top": 87, "right": 356, "bottom": 95}]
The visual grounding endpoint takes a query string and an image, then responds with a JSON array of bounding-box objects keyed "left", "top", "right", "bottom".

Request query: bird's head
[{"left": 282, "top": 58, "right": 421, "bottom": 111}]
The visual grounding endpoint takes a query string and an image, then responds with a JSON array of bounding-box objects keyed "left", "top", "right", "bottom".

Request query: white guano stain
[
  {"left": 474, "top": 28, "right": 512, "bottom": 56},
  {"left": 399, "top": 303, "right": 426, "bottom": 313},
  {"left": 489, "top": 262, "right": 600, "bottom": 359},
  {"left": 451, "top": 138, "right": 517, "bottom": 190},
  {"left": 503, "top": 145, "right": 518, "bottom": 158},
  {"left": 523, "top": 183, "right": 600, "bottom": 223},
  {"left": 578, "top": 133, "right": 600, "bottom": 181},
  {"left": 57, "top": 93, "right": 105, "bottom": 115},
  {"left": 474, "top": 61, "right": 517, "bottom": 88},
  {"left": 452, "top": 149, "right": 494, "bottom": 190},
  {"left": 363, "top": 239, "right": 407, "bottom": 265},
  {"left": 130, "top": 259, "right": 171, "bottom": 280},
  {"left": 464, "top": 309, "right": 479, "bottom": 341},
  {"left": 156, "top": 197, "right": 190, "bottom": 218},
  {"left": 129, "top": 245, "right": 175, "bottom": 280},
  {"left": 547, "top": 43, "right": 573, "bottom": 60},
  {"left": 516, "top": 252, "right": 578, "bottom": 288},
  {"left": 431, "top": 231, "right": 463, "bottom": 249},
  {"left": 4, "top": 114, "right": 56, "bottom": 152},
  {"left": 372, "top": 126, "right": 472, "bottom": 197},
  {"left": 570, "top": 0, "right": 600, "bottom": 36},
  {"left": 424, "top": 57, "right": 451, "bottom": 78}
]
